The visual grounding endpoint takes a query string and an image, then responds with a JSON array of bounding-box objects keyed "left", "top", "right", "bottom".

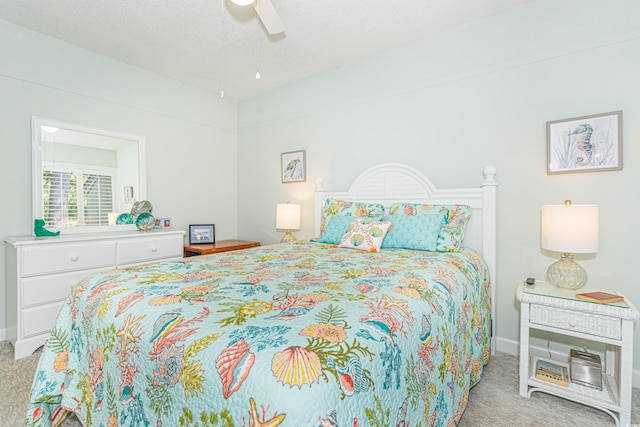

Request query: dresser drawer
[
  {"left": 21, "top": 241, "right": 116, "bottom": 277},
  {"left": 21, "top": 302, "right": 64, "bottom": 338},
  {"left": 118, "top": 234, "right": 183, "bottom": 265},
  {"left": 21, "top": 267, "right": 105, "bottom": 308},
  {"left": 530, "top": 304, "right": 622, "bottom": 339}
]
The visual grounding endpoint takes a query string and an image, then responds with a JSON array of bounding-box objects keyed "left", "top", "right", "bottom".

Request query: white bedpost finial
[
  {"left": 315, "top": 176, "right": 324, "bottom": 192},
  {"left": 482, "top": 165, "right": 497, "bottom": 185}
]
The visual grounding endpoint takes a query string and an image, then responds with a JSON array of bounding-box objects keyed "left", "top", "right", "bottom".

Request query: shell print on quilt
[
  {"left": 215, "top": 339, "right": 256, "bottom": 398},
  {"left": 149, "top": 311, "right": 183, "bottom": 343},
  {"left": 271, "top": 346, "right": 323, "bottom": 388},
  {"left": 421, "top": 314, "right": 432, "bottom": 345}
]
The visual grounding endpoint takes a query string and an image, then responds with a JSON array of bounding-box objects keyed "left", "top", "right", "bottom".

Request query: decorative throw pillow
[
  {"left": 338, "top": 219, "right": 392, "bottom": 252},
  {"left": 317, "top": 215, "right": 365, "bottom": 244},
  {"left": 388, "top": 203, "right": 472, "bottom": 252},
  {"left": 319, "top": 198, "right": 384, "bottom": 235},
  {"left": 381, "top": 214, "right": 444, "bottom": 251}
]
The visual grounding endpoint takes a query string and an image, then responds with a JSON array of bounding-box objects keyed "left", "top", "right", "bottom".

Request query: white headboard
[{"left": 314, "top": 163, "right": 498, "bottom": 352}]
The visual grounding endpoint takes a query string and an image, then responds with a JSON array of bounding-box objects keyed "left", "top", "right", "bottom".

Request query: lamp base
[
  {"left": 545, "top": 253, "right": 588, "bottom": 290},
  {"left": 280, "top": 230, "right": 297, "bottom": 243}
]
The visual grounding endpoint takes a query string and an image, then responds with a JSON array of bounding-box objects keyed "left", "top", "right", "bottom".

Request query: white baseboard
[
  {"left": 0, "top": 328, "right": 6, "bottom": 342},
  {"left": 496, "top": 336, "right": 519, "bottom": 356},
  {"left": 496, "top": 336, "right": 640, "bottom": 389}
]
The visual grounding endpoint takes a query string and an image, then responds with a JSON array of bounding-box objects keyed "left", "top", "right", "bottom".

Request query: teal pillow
[
  {"left": 318, "top": 215, "right": 359, "bottom": 244},
  {"left": 388, "top": 203, "right": 472, "bottom": 252},
  {"left": 381, "top": 214, "right": 444, "bottom": 251},
  {"left": 319, "top": 198, "right": 384, "bottom": 235}
]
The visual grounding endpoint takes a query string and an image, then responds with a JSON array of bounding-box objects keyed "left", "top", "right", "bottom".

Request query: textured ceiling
[{"left": 0, "top": 0, "right": 535, "bottom": 101}]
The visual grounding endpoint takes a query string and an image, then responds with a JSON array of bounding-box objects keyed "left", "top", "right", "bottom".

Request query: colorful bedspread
[{"left": 27, "top": 241, "right": 491, "bottom": 427}]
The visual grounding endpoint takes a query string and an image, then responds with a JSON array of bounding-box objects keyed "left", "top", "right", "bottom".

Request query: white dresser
[{"left": 5, "top": 229, "right": 185, "bottom": 359}]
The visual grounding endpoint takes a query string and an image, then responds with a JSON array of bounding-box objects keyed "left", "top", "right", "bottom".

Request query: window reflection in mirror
[{"left": 32, "top": 117, "right": 146, "bottom": 234}]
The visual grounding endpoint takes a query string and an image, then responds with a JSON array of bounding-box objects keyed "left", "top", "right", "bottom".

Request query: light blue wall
[
  {"left": 0, "top": 19, "right": 238, "bottom": 331},
  {"left": 237, "top": 0, "right": 640, "bottom": 367},
  {"left": 3, "top": 0, "right": 640, "bottom": 371}
]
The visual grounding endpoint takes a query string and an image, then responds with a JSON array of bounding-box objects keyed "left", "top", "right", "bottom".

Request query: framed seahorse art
[{"left": 547, "top": 110, "right": 622, "bottom": 174}]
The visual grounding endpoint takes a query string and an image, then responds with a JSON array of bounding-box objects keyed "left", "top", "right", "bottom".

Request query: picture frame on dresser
[{"left": 189, "top": 224, "right": 215, "bottom": 244}]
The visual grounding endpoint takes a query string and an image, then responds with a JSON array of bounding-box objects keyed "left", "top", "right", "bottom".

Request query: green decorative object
[
  {"left": 116, "top": 213, "right": 135, "bottom": 224},
  {"left": 34, "top": 219, "right": 60, "bottom": 237},
  {"left": 136, "top": 213, "right": 156, "bottom": 231}
]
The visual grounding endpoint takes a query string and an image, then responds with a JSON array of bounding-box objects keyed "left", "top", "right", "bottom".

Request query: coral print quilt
[{"left": 26, "top": 241, "right": 491, "bottom": 427}]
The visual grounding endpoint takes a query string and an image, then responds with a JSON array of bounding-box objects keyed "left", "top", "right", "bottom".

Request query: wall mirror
[{"left": 32, "top": 116, "right": 147, "bottom": 234}]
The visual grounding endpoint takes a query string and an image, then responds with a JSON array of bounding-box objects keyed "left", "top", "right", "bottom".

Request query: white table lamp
[
  {"left": 276, "top": 203, "right": 301, "bottom": 243},
  {"left": 541, "top": 200, "right": 599, "bottom": 289}
]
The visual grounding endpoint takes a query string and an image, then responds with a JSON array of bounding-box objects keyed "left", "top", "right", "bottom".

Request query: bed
[{"left": 26, "top": 163, "right": 498, "bottom": 427}]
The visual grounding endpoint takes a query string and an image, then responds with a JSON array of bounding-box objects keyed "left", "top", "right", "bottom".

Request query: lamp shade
[
  {"left": 276, "top": 203, "right": 301, "bottom": 230},
  {"left": 541, "top": 203, "right": 598, "bottom": 254}
]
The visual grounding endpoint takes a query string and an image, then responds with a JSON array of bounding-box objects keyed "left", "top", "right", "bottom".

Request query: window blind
[{"left": 43, "top": 167, "right": 114, "bottom": 227}]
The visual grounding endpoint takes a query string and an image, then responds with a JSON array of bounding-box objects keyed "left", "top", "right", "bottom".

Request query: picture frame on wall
[
  {"left": 281, "top": 150, "right": 306, "bottom": 183},
  {"left": 547, "top": 111, "right": 622, "bottom": 174},
  {"left": 189, "top": 224, "right": 215, "bottom": 244},
  {"left": 123, "top": 186, "right": 134, "bottom": 203}
]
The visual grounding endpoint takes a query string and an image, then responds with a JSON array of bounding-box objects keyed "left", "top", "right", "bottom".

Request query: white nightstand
[{"left": 517, "top": 279, "right": 638, "bottom": 426}]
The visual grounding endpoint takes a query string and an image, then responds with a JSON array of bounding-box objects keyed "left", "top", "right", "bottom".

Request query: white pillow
[{"left": 338, "top": 219, "right": 392, "bottom": 252}]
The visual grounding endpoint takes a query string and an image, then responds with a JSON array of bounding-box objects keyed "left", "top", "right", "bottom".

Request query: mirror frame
[{"left": 32, "top": 116, "right": 147, "bottom": 234}]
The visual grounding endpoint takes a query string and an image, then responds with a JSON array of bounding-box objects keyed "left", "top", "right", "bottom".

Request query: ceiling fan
[{"left": 229, "top": 0, "right": 285, "bottom": 35}]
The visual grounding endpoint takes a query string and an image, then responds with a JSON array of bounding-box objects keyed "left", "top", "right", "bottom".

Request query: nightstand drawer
[{"left": 530, "top": 304, "right": 621, "bottom": 339}]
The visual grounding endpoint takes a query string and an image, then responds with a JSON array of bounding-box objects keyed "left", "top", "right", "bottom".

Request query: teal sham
[{"left": 381, "top": 213, "right": 444, "bottom": 251}]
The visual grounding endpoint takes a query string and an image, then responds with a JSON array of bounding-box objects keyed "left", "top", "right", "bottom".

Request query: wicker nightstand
[{"left": 516, "top": 279, "right": 638, "bottom": 426}]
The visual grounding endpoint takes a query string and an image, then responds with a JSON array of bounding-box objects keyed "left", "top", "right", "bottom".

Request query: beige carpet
[
  {"left": 1, "top": 341, "right": 636, "bottom": 426},
  {"left": 1, "top": 342, "right": 43, "bottom": 426}
]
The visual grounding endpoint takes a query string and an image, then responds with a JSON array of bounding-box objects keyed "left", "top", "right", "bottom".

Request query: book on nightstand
[
  {"left": 575, "top": 291, "right": 624, "bottom": 304},
  {"left": 535, "top": 359, "right": 569, "bottom": 387}
]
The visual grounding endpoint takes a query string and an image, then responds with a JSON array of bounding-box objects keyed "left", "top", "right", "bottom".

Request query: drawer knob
[
  {"left": 568, "top": 319, "right": 578, "bottom": 327},
  {"left": 150, "top": 245, "right": 158, "bottom": 252},
  {"left": 70, "top": 254, "right": 80, "bottom": 262}
]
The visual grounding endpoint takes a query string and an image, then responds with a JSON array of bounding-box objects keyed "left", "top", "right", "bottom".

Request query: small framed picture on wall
[
  {"left": 123, "top": 186, "right": 134, "bottom": 203},
  {"left": 189, "top": 224, "right": 215, "bottom": 244},
  {"left": 281, "top": 150, "right": 306, "bottom": 183}
]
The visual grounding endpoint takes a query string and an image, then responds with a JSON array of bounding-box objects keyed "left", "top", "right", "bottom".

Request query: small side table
[
  {"left": 184, "top": 240, "right": 260, "bottom": 257},
  {"left": 517, "top": 279, "right": 638, "bottom": 426}
]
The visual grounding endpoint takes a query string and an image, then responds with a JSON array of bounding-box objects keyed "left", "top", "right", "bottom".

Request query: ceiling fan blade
[{"left": 253, "top": 0, "right": 284, "bottom": 35}]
